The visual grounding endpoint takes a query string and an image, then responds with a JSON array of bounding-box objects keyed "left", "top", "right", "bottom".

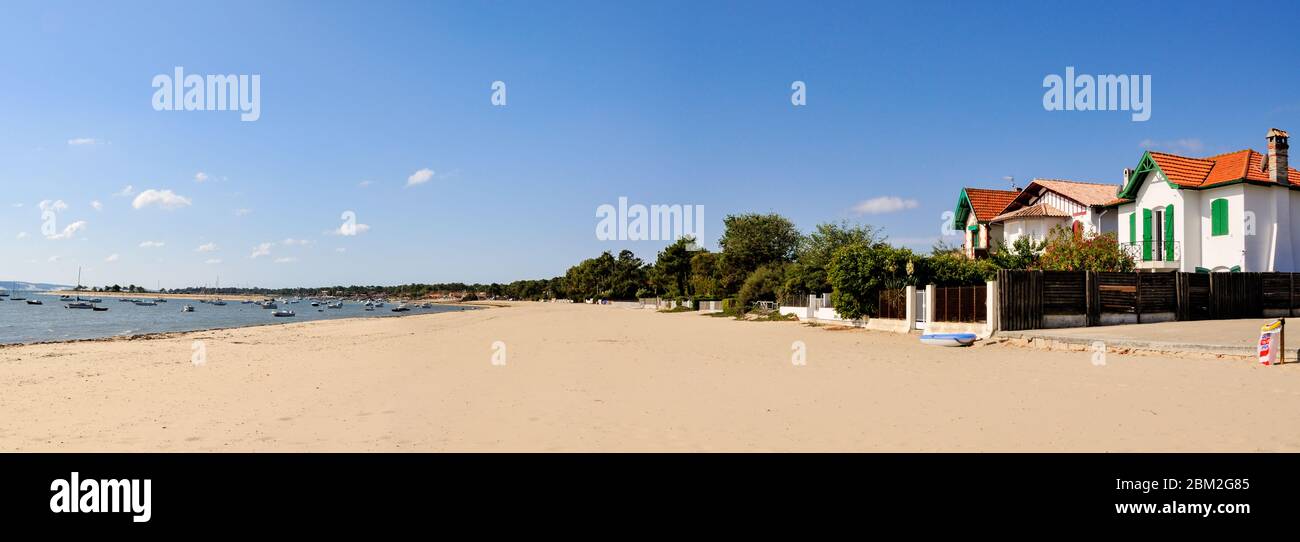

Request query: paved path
[{"left": 1000, "top": 317, "right": 1300, "bottom": 360}]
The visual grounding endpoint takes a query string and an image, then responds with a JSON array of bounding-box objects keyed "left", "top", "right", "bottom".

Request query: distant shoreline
[
  {"left": 47, "top": 290, "right": 265, "bottom": 301},
  {"left": 0, "top": 301, "right": 498, "bottom": 348}
]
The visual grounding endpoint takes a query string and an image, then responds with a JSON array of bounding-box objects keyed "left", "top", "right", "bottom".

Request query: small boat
[
  {"left": 65, "top": 301, "right": 95, "bottom": 309},
  {"left": 134, "top": 300, "right": 158, "bottom": 306},
  {"left": 919, "top": 333, "right": 978, "bottom": 347},
  {"left": 92, "top": 306, "right": 109, "bottom": 312},
  {"left": 155, "top": 298, "right": 167, "bottom": 303},
  {"left": 273, "top": 309, "right": 295, "bottom": 317},
  {"left": 26, "top": 299, "right": 42, "bottom": 305},
  {"left": 327, "top": 301, "right": 343, "bottom": 309},
  {"left": 181, "top": 305, "right": 195, "bottom": 313},
  {"left": 211, "top": 299, "right": 227, "bottom": 306},
  {"left": 391, "top": 304, "right": 410, "bottom": 312},
  {"left": 84, "top": 298, "right": 102, "bottom": 303},
  {"left": 310, "top": 301, "right": 320, "bottom": 307},
  {"left": 364, "top": 306, "right": 375, "bottom": 311},
  {"left": 261, "top": 301, "right": 278, "bottom": 309},
  {"left": 120, "top": 298, "right": 135, "bottom": 302}
]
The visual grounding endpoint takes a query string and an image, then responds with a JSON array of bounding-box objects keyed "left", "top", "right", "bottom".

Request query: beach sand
[{"left": 2, "top": 302, "right": 1298, "bottom": 452}]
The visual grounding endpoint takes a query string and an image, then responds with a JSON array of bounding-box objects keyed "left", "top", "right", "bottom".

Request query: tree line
[{"left": 101, "top": 213, "right": 1132, "bottom": 319}]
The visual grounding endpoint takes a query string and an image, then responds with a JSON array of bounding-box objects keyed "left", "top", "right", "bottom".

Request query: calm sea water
[{"left": 0, "top": 294, "right": 473, "bottom": 345}]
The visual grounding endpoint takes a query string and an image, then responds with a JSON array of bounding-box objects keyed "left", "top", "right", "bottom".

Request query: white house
[
  {"left": 953, "top": 179, "right": 1121, "bottom": 257},
  {"left": 1111, "top": 128, "right": 1298, "bottom": 272}
]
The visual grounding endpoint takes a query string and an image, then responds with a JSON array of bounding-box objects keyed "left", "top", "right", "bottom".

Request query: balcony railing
[{"left": 1120, "top": 241, "right": 1181, "bottom": 262}]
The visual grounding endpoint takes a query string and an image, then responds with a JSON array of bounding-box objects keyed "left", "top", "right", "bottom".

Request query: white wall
[
  {"left": 1001, "top": 216, "right": 1067, "bottom": 245},
  {"left": 1198, "top": 185, "right": 1245, "bottom": 271},
  {"left": 1242, "top": 183, "right": 1297, "bottom": 272}
]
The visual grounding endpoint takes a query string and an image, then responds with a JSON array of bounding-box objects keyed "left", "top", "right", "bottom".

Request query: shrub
[{"left": 1038, "top": 227, "right": 1135, "bottom": 272}]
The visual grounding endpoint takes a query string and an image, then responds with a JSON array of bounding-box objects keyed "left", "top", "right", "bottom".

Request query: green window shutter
[
  {"left": 1211, "top": 199, "right": 1228, "bottom": 236},
  {"left": 1164, "top": 204, "right": 1175, "bottom": 260},
  {"left": 1141, "top": 208, "right": 1152, "bottom": 261},
  {"left": 1128, "top": 213, "right": 1136, "bottom": 244}
]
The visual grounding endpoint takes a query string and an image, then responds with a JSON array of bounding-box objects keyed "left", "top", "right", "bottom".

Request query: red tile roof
[
  {"left": 1025, "top": 179, "right": 1121, "bottom": 206},
  {"left": 990, "top": 202, "right": 1071, "bottom": 223},
  {"left": 963, "top": 188, "right": 1020, "bottom": 222},
  {"left": 1148, "top": 149, "right": 1300, "bottom": 189}
]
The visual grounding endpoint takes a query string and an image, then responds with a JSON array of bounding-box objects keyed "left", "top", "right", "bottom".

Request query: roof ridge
[
  {"left": 1030, "top": 178, "right": 1118, "bottom": 186},
  {"left": 1146, "top": 150, "right": 1218, "bottom": 164}
]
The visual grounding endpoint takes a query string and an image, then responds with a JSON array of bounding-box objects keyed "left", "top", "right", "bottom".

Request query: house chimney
[{"left": 1267, "top": 128, "right": 1289, "bottom": 185}]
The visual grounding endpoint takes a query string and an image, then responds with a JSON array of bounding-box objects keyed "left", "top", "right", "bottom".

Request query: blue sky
[{"left": 2, "top": 0, "right": 1298, "bottom": 288}]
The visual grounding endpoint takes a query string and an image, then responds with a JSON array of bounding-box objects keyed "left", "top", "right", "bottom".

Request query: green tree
[
  {"left": 653, "top": 237, "right": 698, "bottom": 297},
  {"left": 717, "top": 213, "right": 802, "bottom": 293},
  {"left": 689, "top": 252, "right": 721, "bottom": 297},
  {"left": 827, "top": 242, "right": 920, "bottom": 320},
  {"left": 737, "top": 263, "right": 788, "bottom": 310}
]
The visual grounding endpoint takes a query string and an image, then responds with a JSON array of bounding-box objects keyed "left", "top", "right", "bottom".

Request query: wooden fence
[
  {"left": 998, "top": 270, "right": 1300, "bottom": 331},
  {"left": 877, "top": 288, "right": 907, "bottom": 320},
  {"left": 932, "top": 285, "right": 986, "bottom": 323}
]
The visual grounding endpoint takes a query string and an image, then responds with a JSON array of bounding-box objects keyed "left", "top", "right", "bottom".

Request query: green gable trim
[
  {"left": 1117, "top": 152, "right": 1178, "bottom": 200},
  {"left": 953, "top": 189, "right": 974, "bottom": 230},
  {"left": 967, "top": 224, "right": 979, "bottom": 231},
  {"left": 1195, "top": 267, "right": 1210, "bottom": 273},
  {"left": 1230, "top": 265, "right": 1241, "bottom": 273}
]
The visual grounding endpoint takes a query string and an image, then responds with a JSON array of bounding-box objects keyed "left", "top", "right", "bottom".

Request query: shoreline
[{"left": 0, "top": 302, "right": 491, "bottom": 349}]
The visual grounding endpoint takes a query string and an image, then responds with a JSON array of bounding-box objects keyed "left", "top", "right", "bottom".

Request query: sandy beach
[{"left": 1, "top": 302, "right": 1298, "bottom": 452}]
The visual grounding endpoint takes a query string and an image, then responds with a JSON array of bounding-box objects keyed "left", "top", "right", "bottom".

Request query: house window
[
  {"left": 1211, "top": 198, "right": 1228, "bottom": 236},
  {"left": 968, "top": 224, "right": 980, "bottom": 248}
]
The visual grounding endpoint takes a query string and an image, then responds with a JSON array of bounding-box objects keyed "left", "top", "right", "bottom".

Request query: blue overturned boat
[{"left": 920, "top": 333, "right": 978, "bottom": 347}]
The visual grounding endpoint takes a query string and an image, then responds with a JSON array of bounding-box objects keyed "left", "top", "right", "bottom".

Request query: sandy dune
[{"left": 1, "top": 302, "right": 1298, "bottom": 451}]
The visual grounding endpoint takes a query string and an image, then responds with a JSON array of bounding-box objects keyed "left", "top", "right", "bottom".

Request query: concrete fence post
[
  {"left": 986, "top": 280, "right": 999, "bottom": 335},
  {"left": 905, "top": 285, "right": 917, "bottom": 331},
  {"left": 925, "top": 284, "right": 936, "bottom": 327}
]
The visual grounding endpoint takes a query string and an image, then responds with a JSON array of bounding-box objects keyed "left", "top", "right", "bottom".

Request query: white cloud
[
  {"left": 235, "top": 208, "right": 252, "bottom": 216},
  {"left": 1139, "top": 138, "right": 1205, "bottom": 154},
  {"left": 853, "top": 196, "right": 919, "bottom": 215},
  {"left": 250, "top": 242, "right": 273, "bottom": 259},
  {"left": 114, "top": 185, "right": 135, "bottom": 197},
  {"left": 205, "top": 258, "right": 222, "bottom": 265},
  {"left": 330, "top": 223, "right": 370, "bottom": 236},
  {"left": 195, "top": 242, "right": 218, "bottom": 252},
  {"left": 38, "top": 199, "right": 69, "bottom": 213},
  {"left": 358, "top": 180, "right": 373, "bottom": 187},
  {"left": 282, "top": 238, "right": 311, "bottom": 246},
  {"left": 11, "top": 203, "right": 22, "bottom": 208},
  {"left": 132, "top": 189, "right": 192, "bottom": 210},
  {"left": 67, "top": 137, "right": 99, "bottom": 146},
  {"left": 90, "top": 200, "right": 103, "bottom": 211},
  {"left": 105, "top": 253, "right": 119, "bottom": 263},
  {"left": 406, "top": 168, "right": 434, "bottom": 187},
  {"left": 46, "top": 220, "right": 87, "bottom": 240},
  {"left": 194, "top": 172, "right": 209, "bottom": 183},
  {"left": 16, "top": 232, "right": 29, "bottom": 239},
  {"left": 139, "top": 240, "right": 165, "bottom": 248},
  {"left": 335, "top": 247, "right": 347, "bottom": 253},
  {"left": 48, "top": 255, "right": 61, "bottom": 262},
  {"left": 274, "top": 257, "right": 298, "bottom": 264}
]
